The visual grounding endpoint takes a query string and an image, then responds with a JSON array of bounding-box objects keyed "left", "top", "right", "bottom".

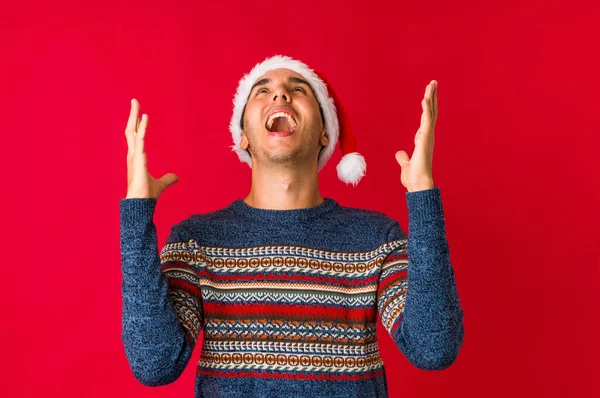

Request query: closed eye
[{"left": 256, "top": 87, "right": 305, "bottom": 95}]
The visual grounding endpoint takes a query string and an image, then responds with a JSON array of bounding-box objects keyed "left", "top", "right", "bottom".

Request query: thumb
[
  {"left": 159, "top": 173, "right": 179, "bottom": 189},
  {"left": 395, "top": 150, "right": 410, "bottom": 167}
]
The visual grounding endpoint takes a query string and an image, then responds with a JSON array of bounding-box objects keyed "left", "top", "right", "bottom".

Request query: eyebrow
[{"left": 250, "top": 76, "right": 312, "bottom": 94}]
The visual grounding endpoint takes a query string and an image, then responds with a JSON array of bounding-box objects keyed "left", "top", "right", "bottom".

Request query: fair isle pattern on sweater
[
  {"left": 119, "top": 187, "right": 465, "bottom": 398},
  {"left": 160, "top": 238, "right": 407, "bottom": 380}
]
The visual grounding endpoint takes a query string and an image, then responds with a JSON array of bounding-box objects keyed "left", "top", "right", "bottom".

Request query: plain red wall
[{"left": 1, "top": 0, "right": 598, "bottom": 396}]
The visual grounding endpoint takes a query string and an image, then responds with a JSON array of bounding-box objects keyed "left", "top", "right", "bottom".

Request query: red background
[{"left": 1, "top": 0, "right": 598, "bottom": 397}]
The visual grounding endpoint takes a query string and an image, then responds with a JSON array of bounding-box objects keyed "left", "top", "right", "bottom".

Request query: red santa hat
[{"left": 229, "top": 54, "right": 367, "bottom": 186}]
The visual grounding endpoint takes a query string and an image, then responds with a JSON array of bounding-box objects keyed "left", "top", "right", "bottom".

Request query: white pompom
[{"left": 336, "top": 152, "right": 367, "bottom": 187}]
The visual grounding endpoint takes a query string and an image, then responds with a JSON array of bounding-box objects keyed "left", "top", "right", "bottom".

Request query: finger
[
  {"left": 125, "top": 99, "right": 139, "bottom": 153},
  {"left": 413, "top": 125, "right": 433, "bottom": 160},
  {"left": 395, "top": 150, "right": 410, "bottom": 167},
  {"left": 135, "top": 114, "right": 148, "bottom": 155},
  {"left": 421, "top": 97, "right": 433, "bottom": 129},
  {"left": 431, "top": 81, "right": 438, "bottom": 120},
  {"left": 426, "top": 81, "right": 435, "bottom": 118},
  {"left": 421, "top": 83, "right": 434, "bottom": 123},
  {"left": 126, "top": 99, "right": 139, "bottom": 132},
  {"left": 159, "top": 173, "right": 179, "bottom": 190},
  {"left": 424, "top": 81, "right": 434, "bottom": 99},
  {"left": 417, "top": 105, "right": 435, "bottom": 146}
]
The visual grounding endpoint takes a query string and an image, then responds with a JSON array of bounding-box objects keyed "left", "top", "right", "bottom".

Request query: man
[{"left": 120, "top": 55, "right": 464, "bottom": 398}]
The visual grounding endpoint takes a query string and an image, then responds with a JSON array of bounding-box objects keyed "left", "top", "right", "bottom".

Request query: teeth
[{"left": 266, "top": 111, "right": 297, "bottom": 130}]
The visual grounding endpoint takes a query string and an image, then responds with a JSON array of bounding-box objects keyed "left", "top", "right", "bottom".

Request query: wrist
[{"left": 407, "top": 180, "right": 435, "bottom": 193}]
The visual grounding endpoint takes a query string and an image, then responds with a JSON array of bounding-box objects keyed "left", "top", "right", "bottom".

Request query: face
[{"left": 240, "top": 68, "right": 329, "bottom": 167}]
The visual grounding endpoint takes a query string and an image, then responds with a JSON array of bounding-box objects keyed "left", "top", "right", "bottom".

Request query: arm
[
  {"left": 119, "top": 198, "right": 203, "bottom": 385},
  {"left": 377, "top": 187, "right": 464, "bottom": 370}
]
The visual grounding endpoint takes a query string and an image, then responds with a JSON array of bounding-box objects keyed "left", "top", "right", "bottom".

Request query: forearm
[
  {"left": 397, "top": 187, "right": 465, "bottom": 370},
  {"left": 120, "top": 198, "right": 193, "bottom": 386}
]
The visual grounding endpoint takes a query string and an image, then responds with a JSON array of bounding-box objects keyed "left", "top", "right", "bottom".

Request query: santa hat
[{"left": 229, "top": 54, "right": 367, "bottom": 186}]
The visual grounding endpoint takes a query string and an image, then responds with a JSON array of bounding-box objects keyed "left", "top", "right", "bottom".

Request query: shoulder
[
  {"left": 336, "top": 201, "right": 394, "bottom": 223},
  {"left": 171, "top": 200, "right": 241, "bottom": 240},
  {"left": 332, "top": 200, "right": 403, "bottom": 241}
]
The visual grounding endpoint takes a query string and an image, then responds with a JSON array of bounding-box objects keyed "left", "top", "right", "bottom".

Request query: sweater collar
[{"left": 229, "top": 197, "right": 338, "bottom": 222}]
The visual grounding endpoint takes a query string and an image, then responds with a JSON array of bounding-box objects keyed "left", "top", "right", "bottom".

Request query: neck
[{"left": 244, "top": 160, "right": 324, "bottom": 210}]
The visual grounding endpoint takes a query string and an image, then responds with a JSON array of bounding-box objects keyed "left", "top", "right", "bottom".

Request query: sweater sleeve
[
  {"left": 119, "top": 198, "right": 203, "bottom": 386},
  {"left": 376, "top": 187, "right": 465, "bottom": 370}
]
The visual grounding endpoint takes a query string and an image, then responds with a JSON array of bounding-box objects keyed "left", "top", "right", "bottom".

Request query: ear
[
  {"left": 319, "top": 127, "right": 329, "bottom": 147},
  {"left": 240, "top": 131, "right": 249, "bottom": 150}
]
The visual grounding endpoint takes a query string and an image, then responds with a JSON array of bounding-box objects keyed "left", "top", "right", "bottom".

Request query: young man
[{"left": 120, "top": 55, "right": 464, "bottom": 398}]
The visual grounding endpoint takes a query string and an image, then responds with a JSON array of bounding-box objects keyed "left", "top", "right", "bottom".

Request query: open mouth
[{"left": 265, "top": 111, "right": 297, "bottom": 134}]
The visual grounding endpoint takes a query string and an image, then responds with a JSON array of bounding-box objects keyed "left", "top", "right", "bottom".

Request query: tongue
[{"left": 271, "top": 117, "right": 293, "bottom": 133}]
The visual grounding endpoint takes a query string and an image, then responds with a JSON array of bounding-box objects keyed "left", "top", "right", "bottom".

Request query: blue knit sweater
[{"left": 119, "top": 187, "right": 464, "bottom": 397}]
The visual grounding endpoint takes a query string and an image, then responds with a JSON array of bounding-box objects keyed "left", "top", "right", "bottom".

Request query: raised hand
[
  {"left": 124, "top": 99, "right": 179, "bottom": 199},
  {"left": 395, "top": 80, "right": 437, "bottom": 192}
]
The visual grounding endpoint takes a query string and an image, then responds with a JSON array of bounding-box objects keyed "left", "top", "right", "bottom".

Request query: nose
[{"left": 273, "top": 87, "right": 290, "bottom": 102}]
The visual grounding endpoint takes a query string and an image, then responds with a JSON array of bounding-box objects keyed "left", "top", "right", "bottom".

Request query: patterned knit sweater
[{"left": 119, "top": 187, "right": 464, "bottom": 398}]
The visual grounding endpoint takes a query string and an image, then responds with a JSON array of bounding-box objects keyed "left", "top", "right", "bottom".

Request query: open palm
[{"left": 395, "top": 80, "right": 437, "bottom": 193}]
